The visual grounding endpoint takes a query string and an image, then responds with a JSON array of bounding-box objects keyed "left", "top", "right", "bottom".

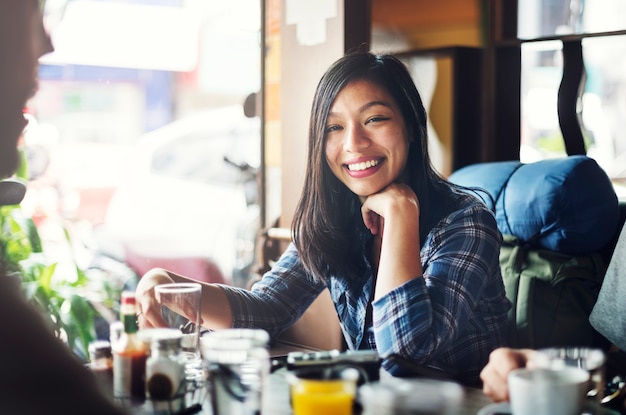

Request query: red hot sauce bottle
[{"left": 112, "top": 291, "right": 148, "bottom": 406}]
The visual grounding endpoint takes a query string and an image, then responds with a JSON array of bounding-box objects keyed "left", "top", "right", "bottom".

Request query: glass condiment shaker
[
  {"left": 88, "top": 340, "right": 114, "bottom": 399},
  {"left": 146, "top": 331, "right": 186, "bottom": 412}
]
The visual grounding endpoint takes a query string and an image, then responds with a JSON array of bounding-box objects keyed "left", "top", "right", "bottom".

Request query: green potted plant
[{"left": 0, "top": 157, "right": 123, "bottom": 361}]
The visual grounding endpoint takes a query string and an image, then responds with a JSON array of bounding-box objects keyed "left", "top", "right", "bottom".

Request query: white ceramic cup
[
  {"left": 508, "top": 367, "right": 590, "bottom": 415},
  {"left": 531, "top": 347, "right": 606, "bottom": 402},
  {"left": 358, "top": 377, "right": 464, "bottom": 415}
]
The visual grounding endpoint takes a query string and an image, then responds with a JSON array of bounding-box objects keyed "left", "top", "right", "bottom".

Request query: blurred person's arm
[
  {"left": 590, "top": 222, "right": 626, "bottom": 352},
  {"left": 480, "top": 347, "right": 537, "bottom": 402},
  {"left": 0, "top": 276, "right": 128, "bottom": 415}
]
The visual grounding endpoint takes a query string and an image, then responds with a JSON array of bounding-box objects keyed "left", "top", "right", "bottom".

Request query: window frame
[{"left": 485, "top": 0, "right": 626, "bottom": 164}]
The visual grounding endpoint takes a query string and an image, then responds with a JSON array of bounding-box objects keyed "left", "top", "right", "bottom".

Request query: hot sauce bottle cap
[
  {"left": 121, "top": 291, "right": 136, "bottom": 305},
  {"left": 120, "top": 291, "right": 138, "bottom": 316}
]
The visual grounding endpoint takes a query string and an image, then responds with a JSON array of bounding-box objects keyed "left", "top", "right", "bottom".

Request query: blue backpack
[{"left": 449, "top": 156, "right": 620, "bottom": 348}]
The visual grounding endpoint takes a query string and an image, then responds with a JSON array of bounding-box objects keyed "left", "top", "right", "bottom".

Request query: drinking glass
[
  {"left": 287, "top": 366, "right": 360, "bottom": 415},
  {"left": 154, "top": 282, "right": 203, "bottom": 381},
  {"left": 201, "top": 328, "right": 270, "bottom": 415}
]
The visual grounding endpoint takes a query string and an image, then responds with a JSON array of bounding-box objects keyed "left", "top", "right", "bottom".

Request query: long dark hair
[{"left": 292, "top": 52, "right": 460, "bottom": 282}]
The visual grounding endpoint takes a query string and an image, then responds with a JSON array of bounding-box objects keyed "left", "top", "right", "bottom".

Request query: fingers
[
  {"left": 480, "top": 359, "right": 512, "bottom": 402},
  {"left": 179, "top": 297, "right": 203, "bottom": 326},
  {"left": 138, "top": 303, "right": 169, "bottom": 329},
  {"left": 360, "top": 184, "right": 418, "bottom": 235},
  {"left": 134, "top": 268, "right": 205, "bottom": 329},
  {"left": 362, "top": 208, "right": 382, "bottom": 234},
  {"left": 135, "top": 268, "right": 173, "bottom": 328},
  {"left": 136, "top": 310, "right": 153, "bottom": 330}
]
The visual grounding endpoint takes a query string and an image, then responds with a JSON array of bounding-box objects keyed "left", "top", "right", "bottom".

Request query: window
[
  {"left": 517, "top": 0, "right": 626, "bottom": 184},
  {"left": 490, "top": 0, "right": 626, "bottom": 196},
  {"left": 26, "top": 0, "right": 262, "bottom": 288}
]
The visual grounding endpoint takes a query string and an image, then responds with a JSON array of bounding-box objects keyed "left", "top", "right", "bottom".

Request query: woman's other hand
[{"left": 480, "top": 347, "right": 537, "bottom": 402}]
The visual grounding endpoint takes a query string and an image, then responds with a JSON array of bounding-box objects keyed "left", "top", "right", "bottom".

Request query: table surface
[
  {"left": 127, "top": 342, "right": 495, "bottom": 415},
  {"left": 265, "top": 367, "right": 494, "bottom": 415},
  {"left": 130, "top": 370, "right": 493, "bottom": 415},
  {"left": 264, "top": 342, "right": 494, "bottom": 415}
]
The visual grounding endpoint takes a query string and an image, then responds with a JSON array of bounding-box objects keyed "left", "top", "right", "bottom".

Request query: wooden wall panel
[{"left": 371, "top": 0, "right": 483, "bottom": 49}]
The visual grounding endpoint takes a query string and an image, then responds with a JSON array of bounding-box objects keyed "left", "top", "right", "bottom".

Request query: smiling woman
[
  {"left": 290, "top": 54, "right": 509, "bottom": 386},
  {"left": 135, "top": 51, "right": 511, "bottom": 388}
]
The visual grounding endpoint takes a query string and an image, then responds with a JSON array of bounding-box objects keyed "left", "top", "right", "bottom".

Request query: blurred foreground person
[{"left": 0, "top": 1, "right": 126, "bottom": 413}]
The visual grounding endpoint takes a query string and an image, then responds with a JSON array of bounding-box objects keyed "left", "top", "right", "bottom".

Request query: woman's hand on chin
[{"left": 360, "top": 183, "right": 419, "bottom": 235}]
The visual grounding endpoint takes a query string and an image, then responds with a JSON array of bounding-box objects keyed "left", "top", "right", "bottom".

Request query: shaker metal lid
[
  {"left": 137, "top": 328, "right": 183, "bottom": 345},
  {"left": 88, "top": 340, "right": 112, "bottom": 359}
]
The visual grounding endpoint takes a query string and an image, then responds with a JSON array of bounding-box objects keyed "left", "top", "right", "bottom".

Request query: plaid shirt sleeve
[
  {"left": 219, "top": 243, "right": 326, "bottom": 339},
  {"left": 373, "top": 202, "right": 509, "bottom": 385}
]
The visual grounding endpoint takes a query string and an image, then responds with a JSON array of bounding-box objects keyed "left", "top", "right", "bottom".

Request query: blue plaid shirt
[{"left": 220, "top": 194, "right": 511, "bottom": 385}]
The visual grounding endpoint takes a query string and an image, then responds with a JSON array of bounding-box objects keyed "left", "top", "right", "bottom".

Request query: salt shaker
[
  {"left": 146, "top": 332, "right": 186, "bottom": 413},
  {"left": 88, "top": 340, "right": 114, "bottom": 398}
]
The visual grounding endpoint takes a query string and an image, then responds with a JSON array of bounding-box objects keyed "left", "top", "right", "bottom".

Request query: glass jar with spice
[
  {"left": 88, "top": 340, "right": 114, "bottom": 399},
  {"left": 146, "top": 330, "right": 186, "bottom": 413}
]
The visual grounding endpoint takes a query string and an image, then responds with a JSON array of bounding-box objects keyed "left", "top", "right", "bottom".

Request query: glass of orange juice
[{"left": 287, "top": 366, "right": 361, "bottom": 415}]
